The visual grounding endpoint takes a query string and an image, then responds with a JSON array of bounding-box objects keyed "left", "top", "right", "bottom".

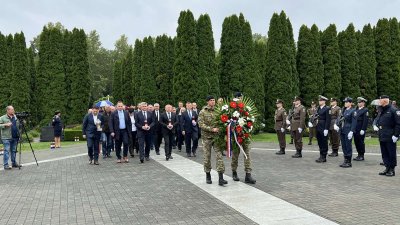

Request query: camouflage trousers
[
  {"left": 231, "top": 143, "right": 252, "bottom": 173},
  {"left": 203, "top": 138, "right": 225, "bottom": 173}
]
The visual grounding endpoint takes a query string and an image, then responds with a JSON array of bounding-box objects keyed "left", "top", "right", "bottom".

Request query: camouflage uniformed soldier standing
[
  {"left": 288, "top": 96, "right": 306, "bottom": 158},
  {"left": 198, "top": 95, "right": 227, "bottom": 186},
  {"left": 329, "top": 98, "right": 341, "bottom": 157},
  {"left": 307, "top": 102, "right": 317, "bottom": 145},
  {"left": 275, "top": 99, "right": 287, "bottom": 155},
  {"left": 231, "top": 92, "right": 256, "bottom": 184}
]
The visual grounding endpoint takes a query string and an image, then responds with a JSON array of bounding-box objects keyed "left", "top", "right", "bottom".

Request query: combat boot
[
  {"left": 379, "top": 167, "right": 389, "bottom": 176},
  {"left": 245, "top": 173, "right": 256, "bottom": 184},
  {"left": 232, "top": 171, "right": 240, "bottom": 181},
  {"left": 218, "top": 172, "right": 228, "bottom": 186},
  {"left": 292, "top": 150, "right": 302, "bottom": 158},
  {"left": 329, "top": 149, "right": 338, "bottom": 157},
  {"left": 340, "top": 157, "right": 352, "bottom": 168},
  {"left": 385, "top": 168, "right": 395, "bottom": 177},
  {"left": 315, "top": 155, "right": 327, "bottom": 163},
  {"left": 289, "top": 138, "right": 294, "bottom": 144},
  {"left": 206, "top": 172, "right": 212, "bottom": 184},
  {"left": 275, "top": 148, "right": 285, "bottom": 155}
]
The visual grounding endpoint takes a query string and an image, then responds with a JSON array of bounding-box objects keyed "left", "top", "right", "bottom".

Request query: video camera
[{"left": 15, "top": 111, "right": 31, "bottom": 119}]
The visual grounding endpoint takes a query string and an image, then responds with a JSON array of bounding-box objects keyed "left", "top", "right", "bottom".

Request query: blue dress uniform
[
  {"left": 316, "top": 95, "right": 331, "bottom": 163},
  {"left": 353, "top": 97, "right": 369, "bottom": 161},
  {"left": 338, "top": 98, "right": 357, "bottom": 168},
  {"left": 376, "top": 96, "right": 400, "bottom": 176}
]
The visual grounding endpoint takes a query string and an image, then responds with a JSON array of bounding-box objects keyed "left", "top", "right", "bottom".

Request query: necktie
[
  {"left": 156, "top": 111, "right": 159, "bottom": 120},
  {"left": 189, "top": 110, "right": 192, "bottom": 118},
  {"left": 168, "top": 112, "right": 171, "bottom": 119}
]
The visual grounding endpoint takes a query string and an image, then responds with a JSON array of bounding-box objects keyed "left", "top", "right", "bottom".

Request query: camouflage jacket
[{"left": 198, "top": 105, "right": 217, "bottom": 139}]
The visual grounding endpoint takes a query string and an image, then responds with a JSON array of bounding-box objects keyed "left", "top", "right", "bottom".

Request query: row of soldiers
[{"left": 274, "top": 95, "right": 400, "bottom": 176}]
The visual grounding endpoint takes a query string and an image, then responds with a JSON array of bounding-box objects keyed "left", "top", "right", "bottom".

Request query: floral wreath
[{"left": 214, "top": 95, "right": 259, "bottom": 158}]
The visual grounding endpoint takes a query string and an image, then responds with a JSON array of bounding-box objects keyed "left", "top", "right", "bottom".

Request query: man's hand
[
  {"left": 287, "top": 126, "right": 291, "bottom": 130},
  {"left": 308, "top": 122, "right": 313, "bottom": 128},
  {"left": 373, "top": 125, "right": 379, "bottom": 131},
  {"left": 286, "top": 120, "right": 291, "bottom": 125},
  {"left": 111, "top": 133, "right": 115, "bottom": 137},
  {"left": 182, "top": 131, "right": 185, "bottom": 135},
  {"left": 347, "top": 131, "right": 353, "bottom": 140},
  {"left": 212, "top": 128, "right": 219, "bottom": 133},
  {"left": 298, "top": 128, "right": 302, "bottom": 133},
  {"left": 334, "top": 124, "right": 340, "bottom": 132},
  {"left": 360, "top": 130, "right": 365, "bottom": 136},
  {"left": 83, "top": 135, "right": 86, "bottom": 139},
  {"left": 323, "top": 129, "right": 328, "bottom": 136},
  {"left": 392, "top": 136, "right": 398, "bottom": 143},
  {"left": 5, "top": 122, "right": 12, "bottom": 127},
  {"left": 280, "top": 128, "right": 285, "bottom": 133}
]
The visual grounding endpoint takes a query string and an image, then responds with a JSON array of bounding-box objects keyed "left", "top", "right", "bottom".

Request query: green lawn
[
  {"left": 1, "top": 141, "right": 85, "bottom": 152},
  {"left": 252, "top": 132, "right": 381, "bottom": 146}
]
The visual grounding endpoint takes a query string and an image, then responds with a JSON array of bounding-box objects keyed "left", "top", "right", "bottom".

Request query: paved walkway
[{"left": 0, "top": 141, "right": 399, "bottom": 224}]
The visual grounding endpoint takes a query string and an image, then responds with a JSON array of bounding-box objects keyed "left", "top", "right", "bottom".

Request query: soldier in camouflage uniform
[
  {"left": 307, "top": 101, "right": 317, "bottom": 145},
  {"left": 198, "top": 95, "right": 227, "bottom": 186},
  {"left": 275, "top": 99, "right": 287, "bottom": 155},
  {"left": 329, "top": 98, "right": 341, "bottom": 157},
  {"left": 288, "top": 96, "right": 306, "bottom": 158},
  {"left": 231, "top": 92, "right": 256, "bottom": 184}
]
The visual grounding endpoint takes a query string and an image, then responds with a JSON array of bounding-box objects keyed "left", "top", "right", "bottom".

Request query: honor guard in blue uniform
[
  {"left": 334, "top": 97, "right": 356, "bottom": 168},
  {"left": 315, "top": 95, "right": 331, "bottom": 163},
  {"left": 353, "top": 97, "right": 369, "bottom": 161},
  {"left": 375, "top": 95, "right": 400, "bottom": 177}
]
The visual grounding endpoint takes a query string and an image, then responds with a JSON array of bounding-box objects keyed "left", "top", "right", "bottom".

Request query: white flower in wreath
[
  {"left": 233, "top": 111, "right": 240, "bottom": 118},
  {"left": 246, "top": 106, "right": 252, "bottom": 111},
  {"left": 232, "top": 98, "right": 239, "bottom": 102},
  {"left": 221, "top": 104, "right": 229, "bottom": 111},
  {"left": 238, "top": 117, "right": 245, "bottom": 126},
  {"left": 249, "top": 126, "right": 253, "bottom": 132}
]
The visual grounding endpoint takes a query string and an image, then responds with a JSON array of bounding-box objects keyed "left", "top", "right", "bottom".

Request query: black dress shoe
[
  {"left": 130, "top": 155, "right": 135, "bottom": 158},
  {"left": 4, "top": 167, "right": 12, "bottom": 170},
  {"left": 94, "top": 161, "right": 99, "bottom": 165},
  {"left": 187, "top": 154, "right": 192, "bottom": 157},
  {"left": 192, "top": 153, "right": 196, "bottom": 157},
  {"left": 145, "top": 157, "right": 150, "bottom": 161},
  {"left": 386, "top": 169, "right": 395, "bottom": 177},
  {"left": 380, "top": 162, "right": 385, "bottom": 166},
  {"left": 379, "top": 168, "right": 389, "bottom": 175},
  {"left": 89, "top": 160, "right": 93, "bottom": 164},
  {"left": 315, "top": 157, "right": 326, "bottom": 163},
  {"left": 169, "top": 156, "right": 173, "bottom": 159},
  {"left": 12, "top": 164, "right": 21, "bottom": 168},
  {"left": 353, "top": 156, "right": 364, "bottom": 161},
  {"left": 166, "top": 157, "right": 169, "bottom": 161},
  {"left": 140, "top": 159, "right": 144, "bottom": 163}
]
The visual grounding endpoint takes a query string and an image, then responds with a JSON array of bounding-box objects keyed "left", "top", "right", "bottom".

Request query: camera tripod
[{"left": 17, "top": 120, "right": 39, "bottom": 169}]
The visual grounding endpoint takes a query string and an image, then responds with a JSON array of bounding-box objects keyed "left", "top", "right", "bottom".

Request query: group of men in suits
[{"left": 82, "top": 100, "right": 200, "bottom": 164}]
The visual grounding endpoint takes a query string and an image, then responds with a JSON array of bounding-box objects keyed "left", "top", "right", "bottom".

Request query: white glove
[
  {"left": 286, "top": 120, "right": 291, "bottom": 125},
  {"left": 280, "top": 128, "right": 285, "bottom": 133},
  {"left": 334, "top": 124, "right": 340, "bottom": 132},
  {"left": 323, "top": 129, "right": 328, "bottom": 136},
  {"left": 373, "top": 125, "right": 379, "bottom": 132},
  {"left": 392, "top": 136, "right": 398, "bottom": 143},
  {"left": 83, "top": 135, "right": 86, "bottom": 139},
  {"left": 360, "top": 130, "right": 365, "bottom": 136},
  {"left": 308, "top": 122, "right": 313, "bottom": 128},
  {"left": 287, "top": 126, "right": 291, "bottom": 130},
  {"left": 347, "top": 131, "right": 353, "bottom": 140},
  {"left": 298, "top": 128, "right": 303, "bottom": 133}
]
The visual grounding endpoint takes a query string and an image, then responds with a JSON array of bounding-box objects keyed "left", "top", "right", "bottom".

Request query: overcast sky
[{"left": 1, "top": 0, "right": 400, "bottom": 49}]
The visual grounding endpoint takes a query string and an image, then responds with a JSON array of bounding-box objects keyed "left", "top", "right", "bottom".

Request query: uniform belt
[
  {"left": 293, "top": 118, "right": 300, "bottom": 121},
  {"left": 276, "top": 120, "right": 282, "bottom": 122}
]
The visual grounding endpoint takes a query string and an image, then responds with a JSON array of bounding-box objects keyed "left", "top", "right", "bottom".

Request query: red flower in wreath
[
  {"left": 239, "top": 109, "right": 243, "bottom": 113},
  {"left": 221, "top": 114, "right": 229, "bottom": 123},
  {"left": 247, "top": 121, "right": 253, "bottom": 127},
  {"left": 244, "top": 133, "right": 250, "bottom": 138},
  {"left": 238, "top": 102, "right": 245, "bottom": 109},
  {"left": 230, "top": 101, "right": 237, "bottom": 108},
  {"left": 236, "top": 125, "right": 243, "bottom": 133},
  {"left": 244, "top": 111, "right": 249, "bottom": 116},
  {"left": 237, "top": 137, "right": 243, "bottom": 144}
]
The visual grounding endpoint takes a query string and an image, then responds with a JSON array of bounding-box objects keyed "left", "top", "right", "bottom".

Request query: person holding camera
[
  {"left": 52, "top": 110, "right": 63, "bottom": 148},
  {"left": 0, "top": 106, "right": 21, "bottom": 170}
]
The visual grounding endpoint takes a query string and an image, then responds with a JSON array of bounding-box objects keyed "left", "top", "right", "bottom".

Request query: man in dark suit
[
  {"left": 135, "top": 102, "right": 156, "bottom": 163},
  {"left": 153, "top": 103, "right": 162, "bottom": 155},
  {"left": 109, "top": 101, "right": 132, "bottom": 163},
  {"left": 160, "top": 104, "right": 179, "bottom": 160},
  {"left": 181, "top": 102, "right": 199, "bottom": 157},
  {"left": 192, "top": 102, "right": 201, "bottom": 140},
  {"left": 83, "top": 105, "right": 104, "bottom": 165}
]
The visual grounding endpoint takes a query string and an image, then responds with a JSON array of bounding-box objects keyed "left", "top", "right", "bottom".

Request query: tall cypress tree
[
  {"left": 28, "top": 46, "right": 38, "bottom": 125},
  {"left": 284, "top": 14, "right": 299, "bottom": 97},
  {"left": 196, "top": 13, "right": 219, "bottom": 106},
  {"left": 265, "top": 12, "right": 294, "bottom": 130},
  {"left": 10, "top": 32, "right": 30, "bottom": 111},
  {"left": 140, "top": 36, "right": 157, "bottom": 103},
  {"left": 121, "top": 48, "right": 133, "bottom": 104},
  {"left": 254, "top": 39, "right": 267, "bottom": 117},
  {"left": 219, "top": 15, "right": 244, "bottom": 97},
  {"left": 375, "top": 18, "right": 393, "bottom": 98},
  {"left": 173, "top": 10, "right": 198, "bottom": 102},
  {"left": 0, "top": 33, "right": 10, "bottom": 110},
  {"left": 154, "top": 35, "right": 174, "bottom": 106},
  {"left": 132, "top": 39, "right": 142, "bottom": 103},
  {"left": 389, "top": 18, "right": 400, "bottom": 100},
  {"left": 321, "top": 24, "right": 341, "bottom": 99},
  {"left": 112, "top": 60, "right": 123, "bottom": 101},
  {"left": 297, "top": 25, "right": 324, "bottom": 105},
  {"left": 339, "top": 23, "right": 360, "bottom": 98},
  {"left": 358, "top": 24, "right": 377, "bottom": 102}
]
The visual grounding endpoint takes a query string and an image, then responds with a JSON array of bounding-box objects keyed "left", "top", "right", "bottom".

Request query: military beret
[
  {"left": 293, "top": 96, "right": 302, "bottom": 102},
  {"left": 234, "top": 92, "right": 243, "bottom": 98},
  {"left": 276, "top": 99, "right": 283, "bottom": 104},
  {"left": 311, "top": 101, "right": 316, "bottom": 105},
  {"left": 343, "top": 97, "right": 353, "bottom": 103},
  {"left": 319, "top": 95, "right": 328, "bottom": 101},
  {"left": 330, "top": 97, "right": 338, "bottom": 102},
  {"left": 206, "top": 95, "right": 215, "bottom": 101},
  {"left": 380, "top": 95, "right": 390, "bottom": 99},
  {"left": 357, "top": 97, "right": 367, "bottom": 103}
]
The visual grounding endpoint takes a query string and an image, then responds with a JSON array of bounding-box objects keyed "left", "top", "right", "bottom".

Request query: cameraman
[{"left": 0, "top": 106, "right": 21, "bottom": 170}]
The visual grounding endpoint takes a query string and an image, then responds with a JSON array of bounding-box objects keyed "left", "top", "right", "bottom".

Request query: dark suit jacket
[
  {"left": 82, "top": 113, "right": 104, "bottom": 138},
  {"left": 135, "top": 110, "right": 156, "bottom": 137},
  {"left": 109, "top": 110, "right": 132, "bottom": 141},
  {"left": 160, "top": 112, "right": 179, "bottom": 135},
  {"left": 153, "top": 110, "right": 162, "bottom": 133},
  {"left": 181, "top": 110, "right": 198, "bottom": 134}
]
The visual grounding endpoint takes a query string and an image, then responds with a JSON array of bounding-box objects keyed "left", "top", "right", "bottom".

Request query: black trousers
[
  {"left": 115, "top": 130, "right": 129, "bottom": 159},
  {"left": 163, "top": 132, "right": 174, "bottom": 158},
  {"left": 138, "top": 133, "right": 152, "bottom": 160},
  {"left": 354, "top": 132, "right": 366, "bottom": 156},
  {"left": 185, "top": 132, "right": 198, "bottom": 154},
  {"left": 129, "top": 131, "right": 137, "bottom": 156},
  {"left": 380, "top": 141, "right": 397, "bottom": 168},
  {"left": 317, "top": 130, "right": 329, "bottom": 157},
  {"left": 153, "top": 130, "right": 162, "bottom": 152},
  {"left": 87, "top": 134, "right": 100, "bottom": 161}
]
